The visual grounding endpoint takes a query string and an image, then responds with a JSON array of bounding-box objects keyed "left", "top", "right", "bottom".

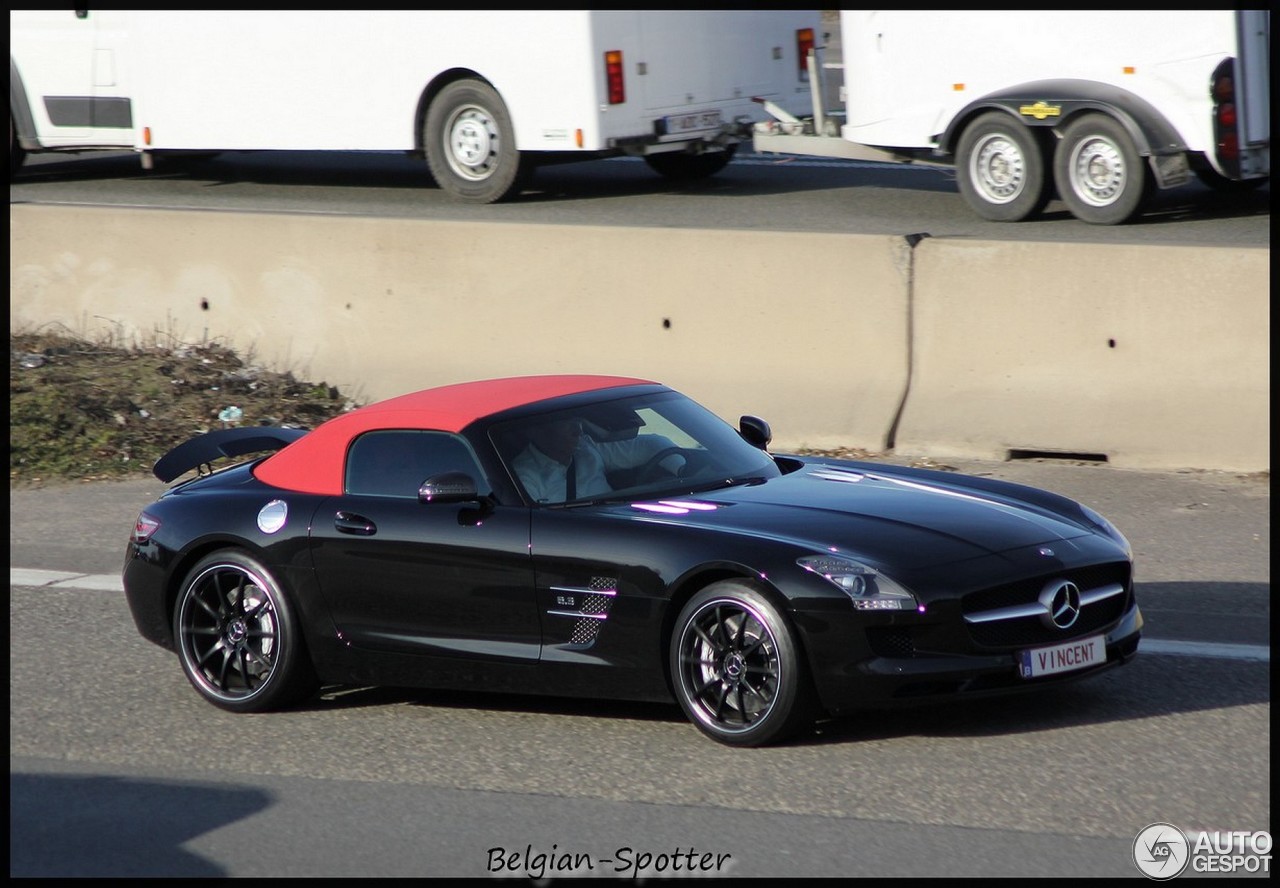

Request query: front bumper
[{"left": 810, "top": 601, "right": 1143, "bottom": 715}]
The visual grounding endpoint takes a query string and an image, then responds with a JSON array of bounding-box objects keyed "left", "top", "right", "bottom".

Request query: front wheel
[
  {"left": 670, "top": 581, "right": 813, "bottom": 747},
  {"left": 424, "top": 79, "right": 532, "bottom": 203},
  {"left": 954, "top": 111, "right": 1050, "bottom": 222},
  {"left": 644, "top": 144, "right": 737, "bottom": 180},
  {"left": 1053, "top": 113, "right": 1151, "bottom": 225},
  {"left": 173, "top": 549, "right": 318, "bottom": 713}
]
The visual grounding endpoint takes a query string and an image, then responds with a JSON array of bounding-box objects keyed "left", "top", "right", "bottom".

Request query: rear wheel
[
  {"left": 424, "top": 78, "right": 532, "bottom": 203},
  {"left": 670, "top": 580, "right": 813, "bottom": 747},
  {"left": 173, "top": 549, "right": 317, "bottom": 713},
  {"left": 1053, "top": 112, "right": 1151, "bottom": 225},
  {"left": 955, "top": 111, "right": 1050, "bottom": 222},
  {"left": 644, "top": 144, "right": 737, "bottom": 180}
]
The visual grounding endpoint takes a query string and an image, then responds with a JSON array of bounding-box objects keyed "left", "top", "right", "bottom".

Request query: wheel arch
[{"left": 938, "top": 79, "right": 1189, "bottom": 187}]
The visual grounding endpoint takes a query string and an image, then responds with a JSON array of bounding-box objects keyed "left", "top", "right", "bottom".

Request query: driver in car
[{"left": 512, "top": 417, "right": 683, "bottom": 504}]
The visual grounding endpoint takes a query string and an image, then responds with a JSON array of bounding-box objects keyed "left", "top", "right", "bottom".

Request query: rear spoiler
[{"left": 152, "top": 426, "right": 309, "bottom": 483}]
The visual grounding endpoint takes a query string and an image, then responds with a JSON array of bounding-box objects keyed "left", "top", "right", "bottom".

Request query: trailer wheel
[
  {"left": 955, "top": 112, "right": 1050, "bottom": 222},
  {"left": 644, "top": 144, "right": 737, "bottom": 180},
  {"left": 424, "top": 79, "right": 531, "bottom": 203},
  {"left": 1053, "top": 113, "right": 1150, "bottom": 225}
]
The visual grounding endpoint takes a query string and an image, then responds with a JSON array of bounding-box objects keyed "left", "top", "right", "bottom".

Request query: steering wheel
[{"left": 634, "top": 447, "right": 689, "bottom": 485}]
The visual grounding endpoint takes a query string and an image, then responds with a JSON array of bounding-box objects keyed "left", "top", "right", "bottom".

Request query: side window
[{"left": 344, "top": 430, "right": 489, "bottom": 498}]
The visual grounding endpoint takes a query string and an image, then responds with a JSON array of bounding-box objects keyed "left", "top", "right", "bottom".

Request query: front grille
[
  {"left": 962, "top": 563, "right": 1129, "bottom": 615},
  {"left": 962, "top": 562, "right": 1132, "bottom": 649}
]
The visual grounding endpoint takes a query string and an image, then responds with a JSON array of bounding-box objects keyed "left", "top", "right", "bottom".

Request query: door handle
[{"left": 334, "top": 511, "right": 376, "bottom": 536}]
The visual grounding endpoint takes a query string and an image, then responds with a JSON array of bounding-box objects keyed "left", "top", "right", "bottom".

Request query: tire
[
  {"left": 954, "top": 111, "right": 1050, "bottom": 222},
  {"left": 670, "top": 580, "right": 813, "bottom": 747},
  {"left": 644, "top": 144, "right": 737, "bottom": 180},
  {"left": 173, "top": 549, "right": 318, "bottom": 713},
  {"left": 1053, "top": 112, "right": 1151, "bottom": 225},
  {"left": 424, "top": 78, "right": 531, "bottom": 203}
]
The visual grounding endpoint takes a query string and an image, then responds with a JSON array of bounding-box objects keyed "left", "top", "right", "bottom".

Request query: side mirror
[
  {"left": 419, "top": 471, "right": 479, "bottom": 504},
  {"left": 738, "top": 415, "right": 772, "bottom": 450}
]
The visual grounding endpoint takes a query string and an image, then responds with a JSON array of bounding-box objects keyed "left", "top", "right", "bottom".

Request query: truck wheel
[
  {"left": 644, "top": 144, "right": 737, "bottom": 180},
  {"left": 1053, "top": 113, "right": 1151, "bottom": 225},
  {"left": 424, "top": 79, "right": 531, "bottom": 203},
  {"left": 955, "top": 111, "right": 1050, "bottom": 222}
]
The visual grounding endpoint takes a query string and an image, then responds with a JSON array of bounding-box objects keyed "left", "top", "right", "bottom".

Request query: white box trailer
[
  {"left": 754, "top": 10, "right": 1271, "bottom": 224},
  {"left": 9, "top": 9, "right": 821, "bottom": 202}
]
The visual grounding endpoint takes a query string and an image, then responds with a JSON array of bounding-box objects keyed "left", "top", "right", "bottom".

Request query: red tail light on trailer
[
  {"left": 605, "top": 50, "right": 625, "bottom": 105},
  {"left": 796, "top": 28, "right": 815, "bottom": 81}
]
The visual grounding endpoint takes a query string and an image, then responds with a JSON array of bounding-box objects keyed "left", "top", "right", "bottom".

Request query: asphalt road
[
  {"left": 9, "top": 456, "right": 1270, "bottom": 877},
  {"left": 10, "top": 147, "right": 1271, "bottom": 248}
]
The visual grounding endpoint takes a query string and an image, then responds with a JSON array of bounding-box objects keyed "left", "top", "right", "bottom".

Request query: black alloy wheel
[
  {"left": 671, "top": 581, "right": 812, "bottom": 747},
  {"left": 173, "top": 550, "right": 317, "bottom": 713}
]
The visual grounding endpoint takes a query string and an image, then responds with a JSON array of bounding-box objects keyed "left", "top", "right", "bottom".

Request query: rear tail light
[
  {"left": 1209, "top": 58, "right": 1240, "bottom": 177},
  {"left": 131, "top": 512, "right": 161, "bottom": 544},
  {"left": 796, "top": 27, "right": 815, "bottom": 81},
  {"left": 604, "top": 50, "right": 625, "bottom": 105}
]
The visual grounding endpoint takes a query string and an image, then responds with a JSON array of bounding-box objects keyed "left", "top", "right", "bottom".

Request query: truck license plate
[{"left": 664, "top": 110, "right": 722, "bottom": 134}]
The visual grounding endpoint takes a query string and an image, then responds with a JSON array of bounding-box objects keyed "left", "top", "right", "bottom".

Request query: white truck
[
  {"left": 9, "top": 10, "right": 821, "bottom": 203},
  {"left": 754, "top": 10, "right": 1271, "bottom": 225}
]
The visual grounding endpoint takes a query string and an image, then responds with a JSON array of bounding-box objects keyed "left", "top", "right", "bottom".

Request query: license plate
[
  {"left": 664, "top": 110, "right": 722, "bottom": 134},
  {"left": 1018, "top": 634, "right": 1105, "bottom": 678}
]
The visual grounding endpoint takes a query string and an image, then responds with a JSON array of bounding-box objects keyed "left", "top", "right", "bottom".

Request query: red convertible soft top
[{"left": 254, "top": 374, "right": 654, "bottom": 495}]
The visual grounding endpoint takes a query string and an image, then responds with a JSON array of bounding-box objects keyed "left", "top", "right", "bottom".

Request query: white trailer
[
  {"left": 9, "top": 10, "right": 821, "bottom": 202},
  {"left": 754, "top": 10, "right": 1271, "bottom": 224}
]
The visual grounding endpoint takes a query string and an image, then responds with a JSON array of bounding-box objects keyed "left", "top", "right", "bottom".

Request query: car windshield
[{"left": 492, "top": 390, "right": 781, "bottom": 506}]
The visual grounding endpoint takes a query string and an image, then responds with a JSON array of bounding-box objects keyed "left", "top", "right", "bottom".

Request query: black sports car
[{"left": 123, "top": 375, "right": 1142, "bottom": 746}]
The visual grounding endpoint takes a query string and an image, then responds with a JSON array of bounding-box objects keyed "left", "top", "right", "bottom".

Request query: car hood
[{"left": 616, "top": 463, "right": 1096, "bottom": 568}]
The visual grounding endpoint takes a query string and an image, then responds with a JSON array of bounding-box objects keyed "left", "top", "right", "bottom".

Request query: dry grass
[{"left": 10, "top": 325, "right": 362, "bottom": 487}]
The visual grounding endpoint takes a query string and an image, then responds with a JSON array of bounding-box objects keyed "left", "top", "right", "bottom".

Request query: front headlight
[{"left": 797, "top": 554, "right": 918, "bottom": 611}]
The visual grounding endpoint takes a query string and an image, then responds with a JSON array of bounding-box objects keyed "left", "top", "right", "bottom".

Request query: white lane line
[
  {"left": 1138, "top": 638, "right": 1270, "bottom": 663},
  {"left": 11, "top": 567, "right": 123, "bottom": 591},
  {"left": 9, "top": 567, "right": 1271, "bottom": 663}
]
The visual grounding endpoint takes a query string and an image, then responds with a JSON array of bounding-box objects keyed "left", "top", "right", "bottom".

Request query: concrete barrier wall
[
  {"left": 9, "top": 204, "right": 1270, "bottom": 472},
  {"left": 898, "top": 239, "right": 1270, "bottom": 472},
  {"left": 8, "top": 205, "right": 910, "bottom": 455}
]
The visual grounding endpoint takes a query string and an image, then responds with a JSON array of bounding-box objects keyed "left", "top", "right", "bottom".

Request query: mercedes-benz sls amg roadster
[{"left": 124, "top": 375, "right": 1141, "bottom": 746}]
